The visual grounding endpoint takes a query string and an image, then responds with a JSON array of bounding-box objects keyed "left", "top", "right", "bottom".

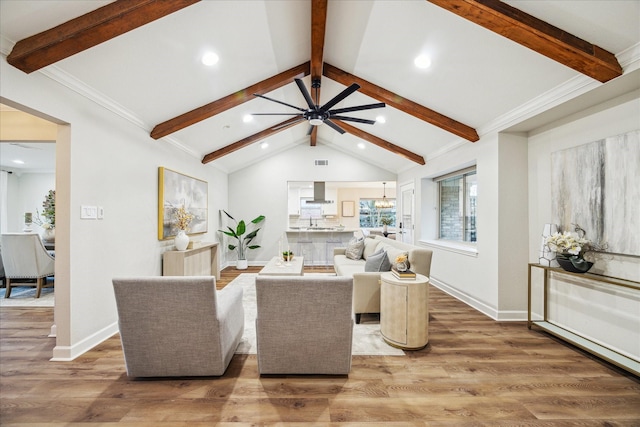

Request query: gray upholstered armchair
[
  {"left": 1, "top": 233, "right": 55, "bottom": 298},
  {"left": 255, "top": 275, "right": 354, "bottom": 375},
  {"left": 112, "top": 276, "right": 244, "bottom": 377}
]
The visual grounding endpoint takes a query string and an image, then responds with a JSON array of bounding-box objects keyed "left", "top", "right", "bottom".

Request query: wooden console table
[
  {"left": 528, "top": 263, "right": 640, "bottom": 376},
  {"left": 163, "top": 242, "right": 219, "bottom": 280}
]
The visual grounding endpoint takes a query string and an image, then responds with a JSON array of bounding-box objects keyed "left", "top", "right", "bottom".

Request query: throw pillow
[
  {"left": 362, "top": 237, "right": 381, "bottom": 260},
  {"left": 364, "top": 249, "right": 392, "bottom": 272},
  {"left": 345, "top": 237, "right": 365, "bottom": 260}
]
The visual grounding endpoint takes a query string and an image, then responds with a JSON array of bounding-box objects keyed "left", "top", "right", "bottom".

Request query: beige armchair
[
  {"left": 255, "top": 275, "right": 354, "bottom": 375},
  {"left": 112, "top": 276, "right": 244, "bottom": 377},
  {"left": 1, "top": 233, "right": 55, "bottom": 298}
]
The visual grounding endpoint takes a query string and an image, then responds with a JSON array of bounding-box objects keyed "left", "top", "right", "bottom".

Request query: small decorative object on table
[
  {"left": 395, "top": 253, "right": 408, "bottom": 272},
  {"left": 391, "top": 268, "right": 416, "bottom": 280},
  {"left": 283, "top": 251, "right": 294, "bottom": 262},
  {"left": 173, "top": 205, "right": 194, "bottom": 251},
  {"left": 545, "top": 225, "right": 597, "bottom": 274}
]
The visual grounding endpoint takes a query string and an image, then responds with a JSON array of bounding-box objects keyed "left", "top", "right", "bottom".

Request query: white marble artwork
[{"left": 551, "top": 130, "right": 640, "bottom": 256}]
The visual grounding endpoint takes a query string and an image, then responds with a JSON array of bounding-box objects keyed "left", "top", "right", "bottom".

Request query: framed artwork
[
  {"left": 551, "top": 130, "right": 640, "bottom": 256},
  {"left": 342, "top": 200, "right": 355, "bottom": 217},
  {"left": 158, "top": 167, "right": 208, "bottom": 240}
]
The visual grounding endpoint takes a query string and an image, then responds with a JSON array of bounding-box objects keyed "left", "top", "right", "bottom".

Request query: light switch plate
[
  {"left": 81, "top": 205, "right": 98, "bottom": 219},
  {"left": 97, "top": 206, "right": 104, "bottom": 219}
]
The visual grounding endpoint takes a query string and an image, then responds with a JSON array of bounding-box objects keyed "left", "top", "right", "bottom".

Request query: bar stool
[
  {"left": 325, "top": 231, "right": 343, "bottom": 265},
  {"left": 296, "top": 230, "right": 315, "bottom": 266}
]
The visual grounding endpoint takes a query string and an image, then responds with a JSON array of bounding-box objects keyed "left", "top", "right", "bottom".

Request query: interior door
[{"left": 399, "top": 182, "right": 414, "bottom": 244}]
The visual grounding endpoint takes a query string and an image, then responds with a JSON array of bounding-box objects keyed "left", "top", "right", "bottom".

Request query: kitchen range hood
[{"left": 306, "top": 181, "right": 334, "bottom": 204}]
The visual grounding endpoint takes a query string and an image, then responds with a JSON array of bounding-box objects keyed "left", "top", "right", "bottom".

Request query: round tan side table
[{"left": 380, "top": 271, "right": 429, "bottom": 350}]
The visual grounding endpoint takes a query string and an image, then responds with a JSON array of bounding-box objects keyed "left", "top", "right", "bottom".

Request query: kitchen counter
[
  {"left": 285, "top": 229, "right": 356, "bottom": 265},
  {"left": 286, "top": 228, "right": 357, "bottom": 233}
]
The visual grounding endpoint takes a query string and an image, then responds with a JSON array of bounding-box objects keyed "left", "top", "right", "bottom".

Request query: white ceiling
[{"left": 1, "top": 1, "right": 639, "bottom": 174}]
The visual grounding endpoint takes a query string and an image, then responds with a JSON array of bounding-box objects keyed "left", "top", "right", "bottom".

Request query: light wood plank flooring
[{"left": 1, "top": 266, "right": 639, "bottom": 425}]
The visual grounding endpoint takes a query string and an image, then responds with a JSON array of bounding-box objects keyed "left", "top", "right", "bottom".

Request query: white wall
[
  {"left": 1, "top": 59, "right": 228, "bottom": 360},
  {"left": 527, "top": 91, "right": 640, "bottom": 361},
  {"left": 401, "top": 134, "right": 513, "bottom": 319},
  {"left": 225, "top": 143, "right": 396, "bottom": 266},
  {"left": 5, "top": 172, "right": 55, "bottom": 233}
]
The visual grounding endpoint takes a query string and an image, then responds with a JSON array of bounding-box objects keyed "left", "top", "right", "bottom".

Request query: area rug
[
  {"left": 0, "top": 286, "right": 55, "bottom": 307},
  {"left": 228, "top": 273, "right": 404, "bottom": 356}
]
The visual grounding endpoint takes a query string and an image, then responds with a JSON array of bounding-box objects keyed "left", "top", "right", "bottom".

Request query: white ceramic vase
[
  {"left": 41, "top": 227, "right": 55, "bottom": 243},
  {"left": 237, "top": 259, "right": 248, "bottom": 270},
  {"left": 539, "top": 223, "right": 559, "bottom": 267},
  {"left": 174, "top": 230, "right": 189, "bottom": 251}
]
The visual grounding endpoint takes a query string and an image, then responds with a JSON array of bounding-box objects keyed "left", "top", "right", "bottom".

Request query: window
[
  {"left": 436, "top": 167, "right": 477, "bottom": 242},
  {"left": 358, "top": 199, "right": 396, "bottom": 228}
]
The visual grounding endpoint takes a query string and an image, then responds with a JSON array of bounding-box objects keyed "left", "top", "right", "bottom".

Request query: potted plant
[
  {"left": 546, "top": 230, "right": 594, "bottom": 273},
  {"left": 380, "top": 216, "right": 393, "bottom": 233},
  {"left": 33, "top": 190, "right": 56, "bottom": 242},
  {"left": 219, "top": 210, "right": 265, "bottom": 270}
]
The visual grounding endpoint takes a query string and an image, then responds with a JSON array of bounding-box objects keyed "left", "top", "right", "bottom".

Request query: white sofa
[{"left": 333, "top": 235, "right": 433, "bottom": 323}]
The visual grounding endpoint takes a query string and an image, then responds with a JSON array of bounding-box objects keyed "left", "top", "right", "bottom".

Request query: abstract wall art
[{"left": 551, "top": 130, "right": 639, "bottom": 256}]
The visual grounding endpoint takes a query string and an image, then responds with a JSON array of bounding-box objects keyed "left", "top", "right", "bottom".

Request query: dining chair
[{"left": 1, "top": 233, "right": 55, "bottom": 298}]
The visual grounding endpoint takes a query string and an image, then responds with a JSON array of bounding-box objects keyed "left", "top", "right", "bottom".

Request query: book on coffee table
[{"left": 391, "top": 268, "right": 416, "bottom": 280}]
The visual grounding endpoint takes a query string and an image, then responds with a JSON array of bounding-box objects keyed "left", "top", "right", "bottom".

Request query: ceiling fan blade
[
  {"left": 324, "top": 119, "right": 346, "bottom": 134},
  {"left": 330, "top": 115, "right": 376, "bottom": 125},
  {"left": 319, "top": 83, "right": 360, "bottom": 112},
  {"left": 272, "top": 116, "right": 305, "bottom": 130},
  {"left": 251, "top": 113, "right": 301, "bottom": 116},
  {"left": 253, "top": 93, "right": 306, "bottom": 112},
  {"left": 295, "top": 78, "right": 316, "bottom": 109},
  {"left": 328, "top": 102, "right": 386, "bottom": 115}
]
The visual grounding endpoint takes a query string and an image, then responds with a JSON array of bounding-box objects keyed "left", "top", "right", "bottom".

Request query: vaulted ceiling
[{"left": 1, "top": 1, "right": 638, "bottom": 174}]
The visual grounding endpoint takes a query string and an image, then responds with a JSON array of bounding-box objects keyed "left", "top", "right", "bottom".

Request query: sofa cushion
[
  {"left": 362, "top": 237, "right": 381, "bottom": 260},
  {"left": 345, "top": 237, "right": 365, "bottom": 260},
  {"left": 364, "top": 249, "right": 392, "bottom": 272}
]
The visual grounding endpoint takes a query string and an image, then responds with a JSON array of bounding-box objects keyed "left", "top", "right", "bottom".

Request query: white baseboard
[
  {"left": 50, "top": 321, "right": 118, "bottom": 361},
  {"left": 429, "top": 277, "right": 527, "bottom": 321}
]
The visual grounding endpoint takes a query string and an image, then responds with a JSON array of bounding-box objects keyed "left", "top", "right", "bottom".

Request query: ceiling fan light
[{"left": 309, "top": 118, "right": 323, "bottom": 126}]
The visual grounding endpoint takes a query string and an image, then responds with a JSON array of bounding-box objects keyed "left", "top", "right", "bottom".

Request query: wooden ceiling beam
[
  {"left": 202, "top": 117, "right": 301, "bottom": 164},
  {"left": 151, "top": 62, "right": 310, "bottom": 139},
  {"left": 427, "top": 0, "right": 622, "bottom": 83},
  {"left": 333, "top": 120, "right": 426, "bottom": 165},
  {"left": 324, "top": 63, "right": 479, "bottom": 142},
  {"left": 7, "top": 0, "right": 200, "bottom": 74},
  {"left": 309, "top": 0, "right": 327, "bottom": 147},
  {"left": 310, "top": 0, "right": 328, "bottom": 84}
]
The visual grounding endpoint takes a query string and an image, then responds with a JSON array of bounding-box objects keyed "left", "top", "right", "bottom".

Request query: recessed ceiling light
[
  {"left": 260, "top": 142, "right": 269, "bottom": 149},
  {"left": 13, "top": 159, "right": 25, "bottom": 164},
  {"left": 376, "top": 116, "right": 386, "bottom": 124},
  {"left": 201, "top": 51, "right": 219, "bottom": 66},
  {"left": 357, "top": 143, "right": 366, "bottom": 150},
  {"left": 243, "top": 114, "right": 253, "bottom": 123},
  {"left": 414, "top": 54, "right": 431, "bottom": 69}
]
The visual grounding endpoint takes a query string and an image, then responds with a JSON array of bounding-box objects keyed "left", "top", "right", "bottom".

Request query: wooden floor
[{"left": 1, "top": 266, "right": 639, "bottom": 425}]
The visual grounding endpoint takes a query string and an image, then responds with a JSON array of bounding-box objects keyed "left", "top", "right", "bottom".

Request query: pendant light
[{"left": 375, "top": 182, "right": 393, "bottom": 208}]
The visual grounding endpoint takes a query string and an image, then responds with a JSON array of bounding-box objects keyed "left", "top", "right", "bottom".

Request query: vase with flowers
[
  {"left": 546, "top": 230, "right": 594, "bottom": 273},
  {"left": 395, "top": 253, "right": 408, "bottom": 272},
  {"left": 173, "top": 205, "right": 194, "bottom": 251},
  {"left": 33, "top": 190, "right": 56, "bottom": 243}
]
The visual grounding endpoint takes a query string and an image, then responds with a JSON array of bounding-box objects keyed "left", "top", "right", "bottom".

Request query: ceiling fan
[{"left": 252, "top": 78, "right": 385, "bottom": 135}]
